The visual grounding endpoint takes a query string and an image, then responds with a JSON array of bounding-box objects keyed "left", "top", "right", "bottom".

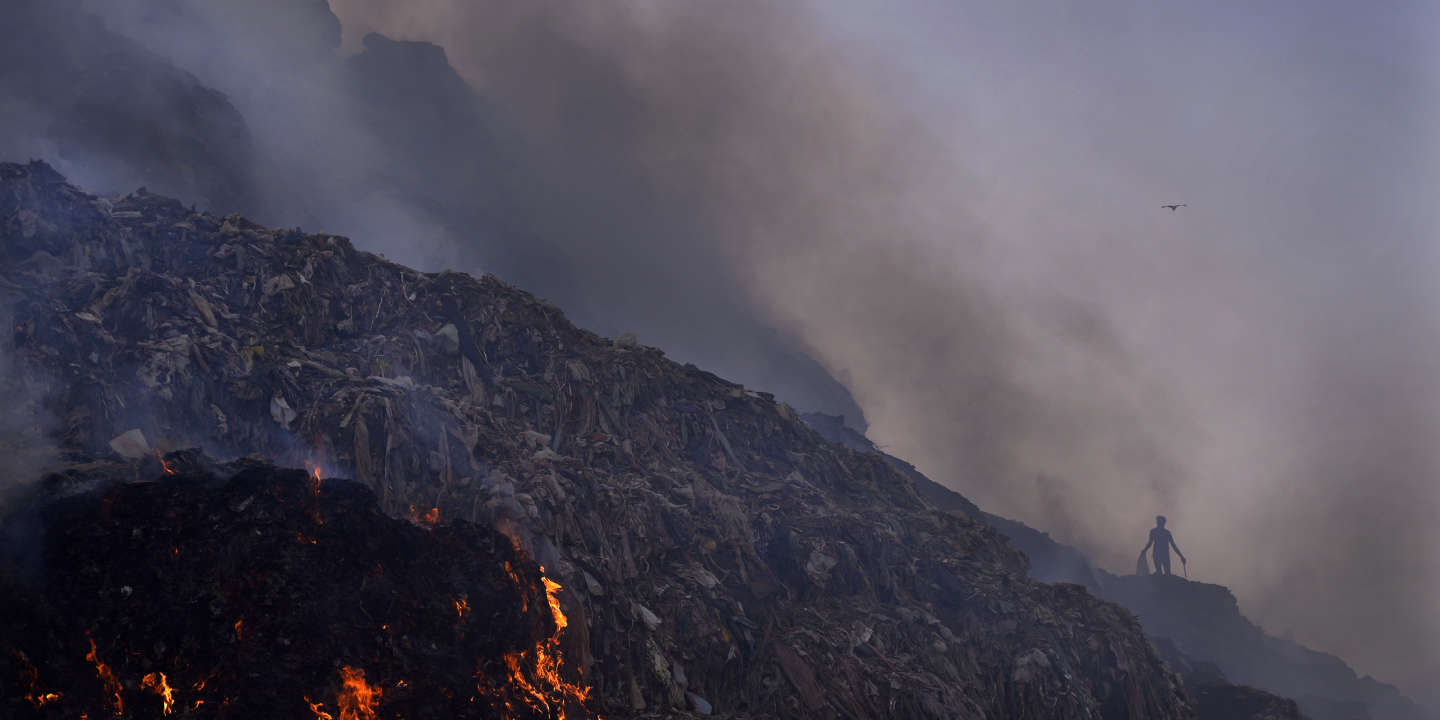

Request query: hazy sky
[
  {"left": 824, "top": 1, "right": 1440, "bottom": 694},
  {"left": 843, "top": 2, "right": 1440, "bottom": 694},
  {"left": 10, "top": 0, "right": 1437, "bottom": 700},
  {"left": 326, "top": 0, "right": 1440, "bottom": 693}
]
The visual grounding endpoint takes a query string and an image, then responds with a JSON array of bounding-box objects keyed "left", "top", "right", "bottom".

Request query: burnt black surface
[{"left": 0, "top": 458, "right": 573, "bottom": 719}]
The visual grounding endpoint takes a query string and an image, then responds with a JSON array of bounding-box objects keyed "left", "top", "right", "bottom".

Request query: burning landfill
[
  {"left": 0, "top": 161, "right": 1296, "bottom": 718},
  {"left": 1, "top": 452, "right": 592, "bottom": 719}
]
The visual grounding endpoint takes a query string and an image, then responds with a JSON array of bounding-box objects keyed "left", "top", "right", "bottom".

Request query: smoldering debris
[{"left": 0, "top": 453, "right": 586, "bottom": 720}]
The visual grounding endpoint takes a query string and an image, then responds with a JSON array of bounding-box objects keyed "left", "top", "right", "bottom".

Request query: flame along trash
[
  {"left": 2, "top": 458, "right": 601, "bottom": 719},
  {"left": 308, "top": 666, "right": 381, "bottom": 720},
  {"left": 140, "top": 672, "right": 176, "bottom": 715},
  {"left": 487, "top": 569, "right": 597, "bottom": 719},
  {"left": 84, "top": 635, "right": 123, "bottom": 716}
]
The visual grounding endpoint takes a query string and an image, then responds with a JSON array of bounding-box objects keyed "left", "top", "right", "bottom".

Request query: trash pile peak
[{"left": 2, "top": 161, "right": 1193, "bottom": 718}]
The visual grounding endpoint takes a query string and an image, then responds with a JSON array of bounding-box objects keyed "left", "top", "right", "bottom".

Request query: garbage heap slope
[{"left": 0, "top": 161, "right": 1191, "bottom": 719}]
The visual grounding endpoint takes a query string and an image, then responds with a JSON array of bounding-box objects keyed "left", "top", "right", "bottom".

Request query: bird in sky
[{"left": 1161, "top": 204, "right": 1187, "bottom": 211}]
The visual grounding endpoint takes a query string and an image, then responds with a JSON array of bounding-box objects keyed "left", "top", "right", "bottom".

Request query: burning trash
[
  {"left": 139, "top": 672, "right": 175, "bottom": 715},
  {"left": 0, "top": 459, "right": 598, "bottom": 719},
  {"left": 407, "top": 505, "right": 441, "bottom": 528}
]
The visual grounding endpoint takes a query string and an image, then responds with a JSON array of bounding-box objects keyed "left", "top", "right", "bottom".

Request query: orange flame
[
  {"left": 337, "top": 666, "right": 381, "bottom": 720},
  {"left": 543, "top": 578, "right": 568, "bottom": 635},
  {"left": 234, "top": 619, "right": 244, "bottom": 643},
  {"left": 141, "top": 671, "right": 175, "bottom": 715},
  {"left": 85, "top": 635, "right": 123, "bottom": 716},
  {"left": 489, "top": 573, "right": 594, "bottom": 718},
  {"left": 455, "top": 596, "right": 470, "bottom": 621},
  {"left": 155, "top": 450, "right": 177, "bottom": 474},
  {"left": 305, "top": 696, "right": 334, "bottom": 720}
]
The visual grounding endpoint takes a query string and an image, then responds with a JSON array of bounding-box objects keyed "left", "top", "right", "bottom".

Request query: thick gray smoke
[
  {"left": 2, "top": 0, "right": 1437, "bottom": 701},
  {"left": 65, "top": 0, "right": 871, "bottom": 430},
  {"left": 327, "top": 0, "right": 1440, "bottom": 695}
]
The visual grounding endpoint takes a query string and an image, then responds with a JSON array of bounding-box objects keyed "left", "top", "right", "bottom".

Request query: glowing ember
[
  {"left": 337, "top": 666, "right": 381, "bottom": 720},
  {"left": 85, "top": 635, "right": 123, "bottom": 716},
  {"left": 141, "top": 671, "right": 176, "bottom": 715},
  {"left": 503, "top": 562, "right": 531, "bottom": 613},
  {"left": 234, "top": 618, "right": 244, "bottom": 642},
  {"left": 406, "top": 504, "right": 441, "bottom": 527},
  {"left": 454, "top": 596, "right": 470, "bottom": 620},
  {"left": 156, "top": 450, "right": 176, "bottom": 474},
  {"left": 298, "top": 531, "right": 318, "bottom": 544},
  {"left": 304, "top": 461, "right": 325, "bottom": 526}
]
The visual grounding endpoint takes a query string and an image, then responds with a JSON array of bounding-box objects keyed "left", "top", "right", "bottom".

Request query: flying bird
[{"left": 1161, "top": 204, "right": 1187, "bottom": 211}]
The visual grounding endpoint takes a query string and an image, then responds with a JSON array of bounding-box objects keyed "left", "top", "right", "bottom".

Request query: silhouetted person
[{"left": 1140, "top": 515, "right": 1186, "bottom": 576}]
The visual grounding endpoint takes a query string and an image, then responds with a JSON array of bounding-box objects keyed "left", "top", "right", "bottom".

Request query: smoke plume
[
  {"left": 325, "top": 0, "right": 1440, "bottom": 693},
  {"left": 2, "top": 0, "right": 1437, "bottom": 700}
]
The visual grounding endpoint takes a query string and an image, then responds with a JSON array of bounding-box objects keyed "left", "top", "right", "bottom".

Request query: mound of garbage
[{"left": 0, "top": 161, "right": 1198, "bottom": 718}]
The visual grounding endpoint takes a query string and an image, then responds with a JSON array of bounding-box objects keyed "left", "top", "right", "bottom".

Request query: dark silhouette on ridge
[{"left": 1140, "top": 515, "right": 1187, "bottom": 577}]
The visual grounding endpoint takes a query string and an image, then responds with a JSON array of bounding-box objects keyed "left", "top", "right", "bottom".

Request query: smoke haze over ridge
[
  {"left": 3, "top": 0, "right": 1439, "bottom": 701},
  {"left": 328, "top": 0, "right": 1440, "bottom": 694}
]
